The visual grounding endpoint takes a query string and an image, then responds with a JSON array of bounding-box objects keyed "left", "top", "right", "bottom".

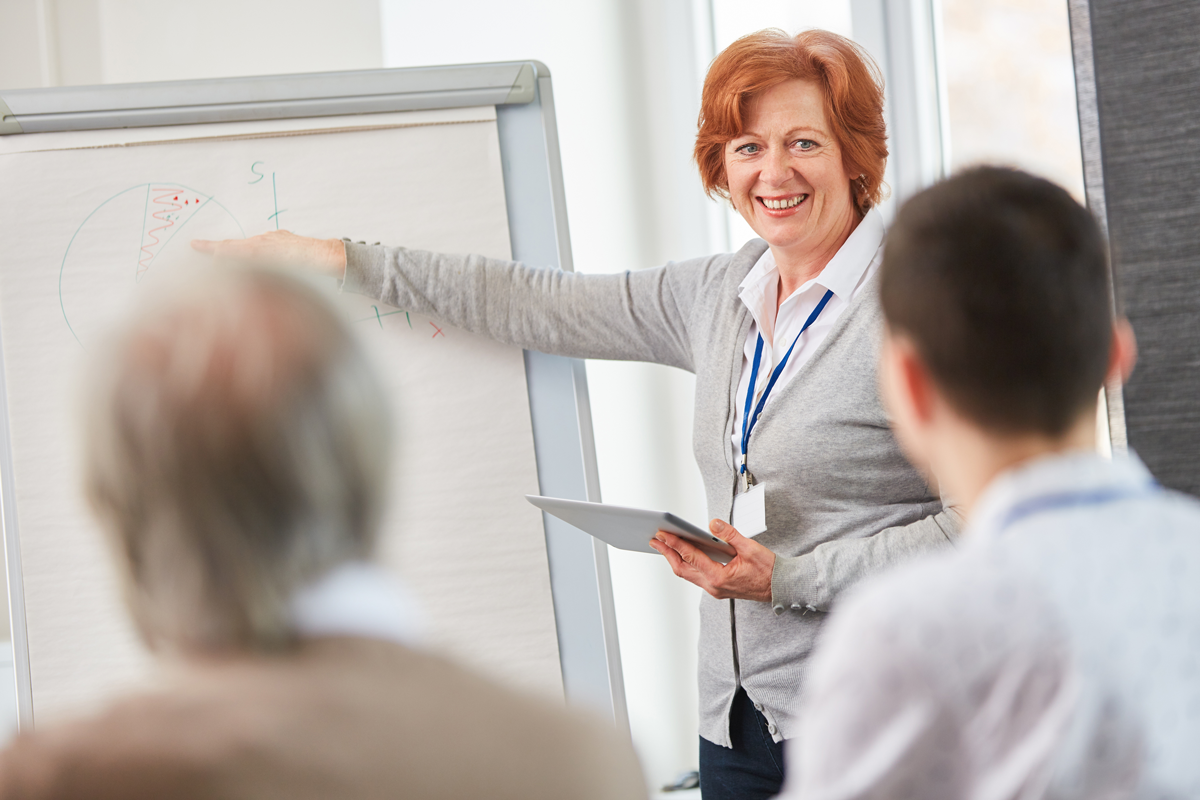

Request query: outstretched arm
[
  {"left": 193, "top": 231, "right": 719, "bottom": 370},
  {"left": 341, "top": 241, "right": 702, "bottom": 367},
  {"left": 192, "top": 230, "right": 347, "bottom": 279}
]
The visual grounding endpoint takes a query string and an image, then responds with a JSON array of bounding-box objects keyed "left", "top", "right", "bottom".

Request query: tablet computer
[{"left": 526, "top": 495, "right": 736, "bottom": 564}]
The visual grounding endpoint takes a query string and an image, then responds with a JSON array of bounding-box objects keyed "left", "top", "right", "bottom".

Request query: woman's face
[{"left": 724, "top": 79, "right": 858, "bottom": 259}]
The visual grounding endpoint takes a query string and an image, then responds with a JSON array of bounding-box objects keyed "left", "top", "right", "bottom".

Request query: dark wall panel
[{"left": 1083, "top": 0, "right": 1200, "bottom": 495}]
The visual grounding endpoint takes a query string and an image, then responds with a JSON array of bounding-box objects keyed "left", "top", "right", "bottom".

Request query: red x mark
[{"left": 429, "top": 322, "right": 444, "bottom": 339}]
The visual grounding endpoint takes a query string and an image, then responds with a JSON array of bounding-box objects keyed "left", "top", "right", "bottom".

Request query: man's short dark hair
[{"left": 880, "top": 166, "right": 1113, "bottom": 436}]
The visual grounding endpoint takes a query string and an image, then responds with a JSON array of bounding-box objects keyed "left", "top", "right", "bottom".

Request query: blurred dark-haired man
[{"left": 778, "top": 167, "right": 1200, "bottom": 799}]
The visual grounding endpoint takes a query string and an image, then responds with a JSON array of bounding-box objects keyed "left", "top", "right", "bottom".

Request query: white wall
[
  {"left": 0, "top": 0, "right": 382, "bottom": 89},
  {"left": 99, "top": 0, "right": 381, "bottom": 83},
  {"left": 0, "top": 1, "right": 45, "bottom": 90}
]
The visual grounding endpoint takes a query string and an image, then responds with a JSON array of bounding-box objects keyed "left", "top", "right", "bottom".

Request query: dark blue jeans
[{"left": 698, "top": 687, "right": 786, "bottom": 800}]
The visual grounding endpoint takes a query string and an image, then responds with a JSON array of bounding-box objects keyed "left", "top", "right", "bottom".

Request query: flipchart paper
[{"left": 0, "top": 107, "right": 562, "bottom": 720}]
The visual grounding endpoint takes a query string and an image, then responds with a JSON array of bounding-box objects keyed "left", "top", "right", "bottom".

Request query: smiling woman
[
  {"left": 696, "top": 30, "right": 887, "bottom": 295},
  {"left": 723, "top": 79, "right": 860, "bottom": 295},
  {"left": 696, "top": 33, "right": 887, "bottom": 204},
  {"left": 191, "top": 28, "right": 960, "bottom": 800}
]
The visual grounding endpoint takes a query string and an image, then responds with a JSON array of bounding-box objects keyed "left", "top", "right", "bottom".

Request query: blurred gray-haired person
[{"left": 0, "top": 267, "right": 647, "bottom": 800}]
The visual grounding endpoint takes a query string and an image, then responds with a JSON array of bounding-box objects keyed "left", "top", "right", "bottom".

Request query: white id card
[{"left": 732, "top": 482, "right": 767, "bottom": 536}]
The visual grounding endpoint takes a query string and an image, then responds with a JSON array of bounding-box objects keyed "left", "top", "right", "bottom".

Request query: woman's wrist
[
  {"left": 770, "top": 553, "right": 822, "bottom": 615},
  {"left": 325, "top": 238, "right": 349, "bottom": 281}
]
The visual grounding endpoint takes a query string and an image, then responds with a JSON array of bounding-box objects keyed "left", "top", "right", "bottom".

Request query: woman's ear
[{"left": 1109, "top": 317, "right": 1138, "bottom": 385}]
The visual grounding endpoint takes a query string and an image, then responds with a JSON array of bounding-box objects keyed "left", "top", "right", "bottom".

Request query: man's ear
[
  {"left": 1108, "top": 318, "right": 1137, "bottom": 385},
  {"left": 883, "top": 332, "right": 937, "bottom": 425},
  {"left": 881, "top": 330, "right": 944, "bottom": 482}
]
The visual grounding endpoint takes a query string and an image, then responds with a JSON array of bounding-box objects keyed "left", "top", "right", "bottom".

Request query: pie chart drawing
[{"left": 59, "top": 183, "right": 245, "bottom": 347}]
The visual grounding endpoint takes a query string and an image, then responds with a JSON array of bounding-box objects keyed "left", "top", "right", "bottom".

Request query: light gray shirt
[
  {"left": 342, "top": 238, "right": 960, "bottom": 746},
  {"left": 783, "top": 451, "right": 1200, "bottom": 800}
]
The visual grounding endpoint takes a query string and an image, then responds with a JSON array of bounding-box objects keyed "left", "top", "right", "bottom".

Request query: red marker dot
[{"left": 174, "top": 196, "right": 178, "bottom": 200}]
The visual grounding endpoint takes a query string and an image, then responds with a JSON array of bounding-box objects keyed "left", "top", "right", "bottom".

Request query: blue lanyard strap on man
[
  {"left": 996, "top": 481, "right": 1159, "bottom": 533},
  {"left": 739, "top": 288, "right": 834, "bottom": 491}
]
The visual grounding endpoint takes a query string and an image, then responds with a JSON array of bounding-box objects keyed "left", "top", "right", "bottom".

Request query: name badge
[{"left": 732, "top": 482, "right": 767, "bottom": 536}]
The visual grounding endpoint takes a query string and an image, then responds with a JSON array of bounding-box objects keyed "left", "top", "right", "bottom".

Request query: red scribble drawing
[
  {"left": 138, "top": 186, "right": 207, "bottom": 278},
  {"left": 60, "top": 182, "right": 244, "bottom": 349},
  {"left": 429, "top": 322, "right": 444, "bottom": 339}
]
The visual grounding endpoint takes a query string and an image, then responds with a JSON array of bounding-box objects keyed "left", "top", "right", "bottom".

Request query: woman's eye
[
  {"left": 734, "top": 143, "right": 760, "bottom": 155},
  {"left": 795, "top": 140, "right": 817, "bottom": 151}
]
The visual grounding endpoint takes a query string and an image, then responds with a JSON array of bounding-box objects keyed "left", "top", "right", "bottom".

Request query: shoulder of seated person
[{"left": 0, "top": 642, "right": 608, "bottom": 759}]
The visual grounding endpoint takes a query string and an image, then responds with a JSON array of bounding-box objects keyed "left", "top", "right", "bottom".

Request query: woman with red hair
[{"left": 196, "top": 28, "right": 959, "bottom": 800}]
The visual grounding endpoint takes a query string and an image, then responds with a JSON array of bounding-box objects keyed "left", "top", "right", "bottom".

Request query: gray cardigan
[{"left": 343, "top": 238, "right": 961, "bottom": 746}]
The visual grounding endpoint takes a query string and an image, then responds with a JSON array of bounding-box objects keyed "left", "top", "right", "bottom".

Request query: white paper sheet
[{"left": 0, "top": 107, "right": 563, "bottom": 720}]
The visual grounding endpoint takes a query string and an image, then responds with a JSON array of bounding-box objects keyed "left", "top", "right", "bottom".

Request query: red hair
[{"left": 695, "top": 29, "right": 888, "bottom": 215}]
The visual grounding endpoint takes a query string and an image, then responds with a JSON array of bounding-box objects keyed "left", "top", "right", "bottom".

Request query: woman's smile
[{"left": 757, "top": 193, "right": 809, "bottom": 213}]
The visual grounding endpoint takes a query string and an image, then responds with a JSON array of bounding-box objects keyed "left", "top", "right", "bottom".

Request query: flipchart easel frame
[{"left": 0, "top": 61, "right": 628, "bottom": 733}]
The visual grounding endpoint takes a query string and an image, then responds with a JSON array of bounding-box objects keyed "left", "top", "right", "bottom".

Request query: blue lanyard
[
  {"left": 996, "top": 482, "right": 1158, "bottom": 533},
  {"left": 739, "top": 288, "right": 834, "bottom": 478}
]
